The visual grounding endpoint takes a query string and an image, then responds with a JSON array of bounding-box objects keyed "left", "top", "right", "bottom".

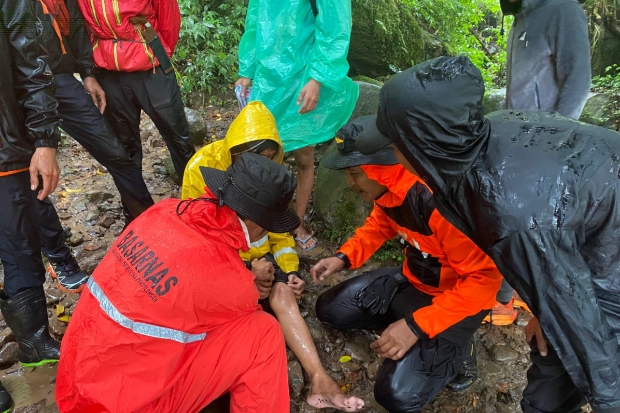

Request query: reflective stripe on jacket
[
  {"left": 181, "top": 101, "right": 299, "bottom": 274},
  {"left": 339, "top": 164, "right": 502, "bottom": 338}
]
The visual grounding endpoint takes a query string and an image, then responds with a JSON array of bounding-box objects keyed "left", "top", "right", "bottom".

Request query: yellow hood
[{"left": 181, "top": 101, "right": 284, "bottom": 199}]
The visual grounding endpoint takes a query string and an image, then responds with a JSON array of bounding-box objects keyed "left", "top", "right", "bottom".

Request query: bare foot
[
  {"left": 294, "top": 226, "right": 317, "bottom": 250},
  {"left": 307, "top": 374, "right": 364, "bottom": 412}
]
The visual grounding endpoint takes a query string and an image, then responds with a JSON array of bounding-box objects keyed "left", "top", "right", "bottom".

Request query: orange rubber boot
[{"left": 483, "top": 298, "right": 518, "bottom": 326}]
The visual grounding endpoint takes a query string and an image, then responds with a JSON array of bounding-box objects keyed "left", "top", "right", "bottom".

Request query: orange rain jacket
[{"left": 339, "top": 164, "right": 502, "bottom": 338}]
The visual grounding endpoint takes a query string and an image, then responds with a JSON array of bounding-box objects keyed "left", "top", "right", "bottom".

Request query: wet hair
[{"left": 230, "top": 139, "right": 279, "bottom": 158}]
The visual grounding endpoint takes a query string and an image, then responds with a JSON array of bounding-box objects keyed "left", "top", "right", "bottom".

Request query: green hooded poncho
[{"left": 238, "top": 0, "right": 359, "bottom": 152}]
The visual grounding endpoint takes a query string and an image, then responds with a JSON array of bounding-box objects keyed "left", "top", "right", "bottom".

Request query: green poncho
[{"left": 238, "top": 0, "right": 359, "bottom": 152}]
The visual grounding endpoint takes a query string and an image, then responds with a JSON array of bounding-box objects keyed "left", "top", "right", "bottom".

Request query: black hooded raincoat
[{"left": 378, "top": 56, "right": 620, "bottom": 411}]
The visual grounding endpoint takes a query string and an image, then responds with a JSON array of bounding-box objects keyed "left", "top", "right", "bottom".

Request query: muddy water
[{"left": 2, "top": 364, "right": 58, "bottom": 412}]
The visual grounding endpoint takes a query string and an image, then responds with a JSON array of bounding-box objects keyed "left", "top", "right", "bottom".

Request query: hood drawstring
[
  {"left": 176, "top": 197, "right": 219, "bottom": 216},
  {"left": 500, "top": 14, "right": 505, "bottom": 36}
]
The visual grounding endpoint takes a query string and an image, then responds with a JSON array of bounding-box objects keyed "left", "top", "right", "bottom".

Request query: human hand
[
  {"left": 83, "top": 77, "right": 107, "bottom": 114},
  {"left": 287, "top": 274, "right": 305, "bottom": 298},
  {"left": 311, "top": 256, "right": 346, "bottom": 284},
  {"left": 370, "top": 318, "right": 418, "bottom": 360},
  {"left": 30, "top": 147, "right": 60, "bottom": 201},
  {"left": 252, "top": 258, "right": 274, "bottom": 299},
  {"left": 235, "top": 77, "right": 252, "bottom": 96},
  {"left": 525, "top": 317, "right": 547, "bottom": 356},
  {"left": 297, "top": 78, "right": 321, "bottom": 114}
]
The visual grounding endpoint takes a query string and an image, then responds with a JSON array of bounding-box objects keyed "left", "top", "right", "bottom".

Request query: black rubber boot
[
  {"left": 446, "top": 335, "right": 478, "bottom": 393},
  {"left": 0, "top": 383, "right": 13, "bottom": 413},
  {"left": 0, "top": 286, "right": 60, "bottom": 367}
]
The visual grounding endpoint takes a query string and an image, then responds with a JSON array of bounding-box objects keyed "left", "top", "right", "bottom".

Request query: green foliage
[
  {"left": 371, "top": 239, "right": 404, "bottom": 263},
  {"left": 592, "top": 64, "right": 620, "bottom": 131},
  {"left": 402, "top": 0, "right": 510, "bottom": 87},
  {"left": 174, "top": 0, "right": 246, "bottom": 102}
]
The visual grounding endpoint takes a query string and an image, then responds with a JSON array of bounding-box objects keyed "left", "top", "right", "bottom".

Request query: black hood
[{"left": 378, "top": 55, "right": 490, "bottom": 197}]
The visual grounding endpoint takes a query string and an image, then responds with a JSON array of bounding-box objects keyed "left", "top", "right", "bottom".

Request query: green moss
[{"left": 352, "top": 75, "right": 384, "bottom": 87}]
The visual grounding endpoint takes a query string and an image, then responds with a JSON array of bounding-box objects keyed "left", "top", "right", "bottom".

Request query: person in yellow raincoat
[{"left": 182, "top": 101, "right": 364, "bottom": 412}]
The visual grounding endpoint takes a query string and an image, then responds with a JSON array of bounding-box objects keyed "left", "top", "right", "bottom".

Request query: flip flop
[{"left": 295, "top": 234, "right": 317, "bottom": 251}]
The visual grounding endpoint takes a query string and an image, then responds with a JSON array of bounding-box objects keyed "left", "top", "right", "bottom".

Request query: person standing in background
[
  {"left": 486, "top": 0, "right": 592, "bottom": 325},
  {"left": 235, "top": 0, "right": 359, "bottom": 251}
]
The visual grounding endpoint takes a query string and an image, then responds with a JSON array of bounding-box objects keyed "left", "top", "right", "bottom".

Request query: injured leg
[{"left": 269, "top": 283, "right": 364, "bottom": 412}]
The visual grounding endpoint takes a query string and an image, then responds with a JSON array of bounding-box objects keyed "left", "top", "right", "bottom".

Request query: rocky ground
[{"left": 0, "top": 104, "right": 531, "bottom": 413}]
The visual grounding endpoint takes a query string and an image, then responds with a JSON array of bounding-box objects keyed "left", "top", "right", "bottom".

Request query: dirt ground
[{"left": 0, "top": 106, "right": 532, "bottom": 413}]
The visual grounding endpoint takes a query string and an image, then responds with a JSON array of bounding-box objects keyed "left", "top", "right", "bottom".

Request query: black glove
[{"left": 355, "top": 270, "right": 409, "bottom": 315}]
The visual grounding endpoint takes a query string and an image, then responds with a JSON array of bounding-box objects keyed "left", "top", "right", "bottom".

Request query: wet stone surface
[{"left": 0, "top": 108, "right": 533, "bottom": 412}]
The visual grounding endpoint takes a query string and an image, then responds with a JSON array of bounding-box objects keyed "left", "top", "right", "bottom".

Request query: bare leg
[
  {"left": 292, "top": 146, "right": 317, "bottom": 249},
  {"left": 269, "top": 283, "right": 364, "bottom": 412}
]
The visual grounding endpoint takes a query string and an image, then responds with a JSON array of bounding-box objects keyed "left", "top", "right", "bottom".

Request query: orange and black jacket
[{"left": 338, "top": 164, "right": 502, "bottom": 338}]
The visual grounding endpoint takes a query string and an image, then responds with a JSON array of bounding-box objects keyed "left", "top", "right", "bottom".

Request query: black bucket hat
[
  {"left": 200, "top": 153, "right": 300, "bottom": 233},
  {"left": 355, "top": 111, "right": 393, "bottom": 155},
  {"left": 322, "top": 115, "right": 397, "bottom": 170}
]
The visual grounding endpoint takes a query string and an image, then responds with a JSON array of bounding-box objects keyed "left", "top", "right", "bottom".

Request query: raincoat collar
[
  {"left": 177, "top": 189, "right": 250, "bottom": 252},
  {"left": 377, "top": 56, "right": 490, "bottom": 199},
  {"left": 220, "top": 101, "right": 284, "bottom": 166},
  {"left": 361, "top": 164, "right": 420, "bottom": 208}
]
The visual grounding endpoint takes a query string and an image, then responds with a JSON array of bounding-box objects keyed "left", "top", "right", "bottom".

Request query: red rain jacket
[
  {"left": 76, "top": 0, "right": 180, "bottom": 72},
  {"left": 339, "top": 165, "right": 502, "bottom": 338},
  {"left": 56, "top": 194, "right": 266, "bottom": 412}
]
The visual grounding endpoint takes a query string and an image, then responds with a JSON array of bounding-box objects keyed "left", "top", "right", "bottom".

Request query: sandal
[{"left": 294, "top": 234, "right": 317, "bottom": 251}]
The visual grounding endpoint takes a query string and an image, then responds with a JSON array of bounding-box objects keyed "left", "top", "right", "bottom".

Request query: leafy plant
[
  {"left": 371, "top": 239, "right": 404, "bottom": 263},
  {"left": 592, "top": 64, "right": 620, "bottom": 131},
  {"left": 175, "top": 0, "right": 247, "bottom": 103}
]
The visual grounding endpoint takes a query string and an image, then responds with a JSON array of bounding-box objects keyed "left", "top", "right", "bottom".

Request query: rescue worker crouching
[
  {"left": 182, "top": 101, "right": 364, "bottom": 412},
  {"left": 311, "top": 116, "right": 503, "bottom": 412},
  {"left": 56, "top": 153, "right": 300, "bottom": 413}
]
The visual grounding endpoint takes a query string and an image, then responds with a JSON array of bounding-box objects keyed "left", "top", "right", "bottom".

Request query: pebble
[
  {"left": 0, "top": 328, "right": 15, "bottom": 348},
  {"left": 479, "top": 358, "right": 503, "bottom": 379},
  {"left": 287, "top": 360, "right": 304, "bottom": 398},
  {"left": 68, "top": 232, "right": 84, "bottom": 247},
  {"left": 98, "top": 214, "right": 116, "bottom": 229},
  {"left": 344, "top": 335, "right": 372, "bottom": 364},
  {"left": 491, "top": 345, "right": 520, "bottom": 363},
  {"left": 57, "top": 212, "right": 72, "bottom": 220},
  {"left": 49, "top": 318, "right": 67, "bottom": 339},
  {"left": 85, "top": 190, "right": 114, "bottom": 203},
  {"left": 0, "top": 342, "right": 19, "bottom": 368},
  {"left": 44, "top": 287, "right": 63, "bottom": 306},
  {"left": 366, "top": 358, "right": 382, "bottom": 381},
  {"left": 329, "top": 362, "right": 342, "bottom": 372},
  {"left": 85, "top": 208, "right": 101, "bottom": 222}
]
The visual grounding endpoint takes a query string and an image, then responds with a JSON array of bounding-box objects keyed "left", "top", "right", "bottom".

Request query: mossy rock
[
  {"left": 349, "top": 81, "right": 382, "bottom": 121},
  {"left": 580, "top": 93, "right": 614, "bottom": 128},
  {"left": 348, "top": 0, "right": 427, "bottom": 78},
  {"left": 482, "top": 88, "right": 507, "bottom": 114},
  {"left": 315, "top": 142, "right": 372, "bottom": 242}
]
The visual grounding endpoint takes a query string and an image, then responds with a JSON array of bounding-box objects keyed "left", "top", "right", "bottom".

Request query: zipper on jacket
[
  {"left": 89, "top": 0, "right": 100, "bottom": 26},
  {"left": 535, "top": 83, "right": 541, "bottom": 109},
  {"left": 100, "top": 0, "right": 120, "bottom": 70}
]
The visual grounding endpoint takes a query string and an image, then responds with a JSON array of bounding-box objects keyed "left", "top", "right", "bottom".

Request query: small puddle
[{"left": 1, "top": 364, "right": 58, "bottom": 412}]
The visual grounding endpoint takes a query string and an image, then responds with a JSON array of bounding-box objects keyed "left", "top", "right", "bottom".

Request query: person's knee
[
  {"left": 374, "top": 385, "right": 428, "bottom": 413},
  {"left": 315, "top": 290, "right": 348, "bottom": 329},
  {"left": 294, "top": 148, "right": 314, "bottom": 170},
  {"left": 268, "top": 283, "right": 297, "bottom": 313}
]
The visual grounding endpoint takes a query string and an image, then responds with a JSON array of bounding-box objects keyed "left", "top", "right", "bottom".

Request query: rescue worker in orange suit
[
  {"left": 311, "top": 116, "right": 503, "bottom": 412},
  {"left": 31, "top": 0, "right": 157, "bottom": 293},
  {"left": 55, "top": 153, "right": 299, "bottom": 413},
  {"left": 75, "top": 0, "right": 195, "bottom": 179},
  {"left": 1, "top": 0, "right": 64, "bottom": 409},
  {"left": 182, "top": 101, "right": 364, "bottom": 412}
]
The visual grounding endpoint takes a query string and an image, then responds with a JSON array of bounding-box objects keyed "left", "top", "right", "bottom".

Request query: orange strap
[
  {"left": 0, "top": 168, "right": 30, "bottom": 177},
  {"left": 40, "top": 0, "right": 66, "bottom": 55}
]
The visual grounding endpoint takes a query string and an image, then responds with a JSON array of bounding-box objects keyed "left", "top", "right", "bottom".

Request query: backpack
[{"left": 310, "top": 0, "right": 318, "bottom": 17}]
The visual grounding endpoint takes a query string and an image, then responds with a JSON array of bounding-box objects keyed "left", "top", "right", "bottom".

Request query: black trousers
[
  {"left": 53, "top": 73, "right": 154, "bottom": 222},
  {"left": 0, "top": 172, "right": 47, "bottom": 297},
  {"left": 98, "top": 67, "right": 196, "bottom": 178},
  {"left": 316, "top": 268, "right": 487, "bottom": 413}
]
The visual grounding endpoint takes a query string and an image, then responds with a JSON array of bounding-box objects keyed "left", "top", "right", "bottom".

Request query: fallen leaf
[
  {"left": 56, "top": 305, "right": 65, "bottom": 317},
  {"left": 340, "top": 384, "right": 350, "bottom": 394},
  {"left": 58, "top": 315, "right": 71, "bottom": 323},
  {"left": 65, "top": 188, "right": 82, "bottom": 193},
  {"left": 339, "top": 355, "right": 352, "bottom": 363}
]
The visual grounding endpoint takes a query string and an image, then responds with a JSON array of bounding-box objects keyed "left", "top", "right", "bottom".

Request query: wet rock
[
  {"left": 298, "top": 404, "right": 319, "bottom": 413},
  {"left": 479, "top": 358, "right": 503, "bottom": 380},
  {"left": 483, "top": 88, "right": 507, "bottom": 114},
  {"left": 309, "top": 326, "right": 324, "bottom": 343},
  {"left": 0, "top": 328, "right": 15, "bottom": 348},
  {"left": 57, "top": 212, "right": 72, "bottom": 220},
  {"left": 49, "top": 317, "right": 67, "bottom": 339},
  {"left": 67, "top": 232, "right": 84, "bottom": 247},
  {"left": 366, "top": 358, "right": 382, "bottom": 381},
  {"left": 515, "top": 312, "right": 531, "bottom": 327},
  {"left": 490, "top": 345, "right": 520, "bottom": 363},
  {"left": 580, "top": 93, "right": 613, "bottom": 128},
  {"left": 185, "top": 107, "right": 208, "bottom": 145},
  {"left": 496, "top": 402, "right": 517, "bottom": 413},
  {"left": 153, "top": 164, "right": 167, "bottom": 175},
  {"left": 288, "top": 360, "right": 304, "bottom": 398},
  {"left": 44, "top": 287, "right": 63, "bottom": 306},
  {"left": 85, "top": 190, "right": 114, "bottom": 203},
  {"left": 342, "top": 362, "right": 362, "bottom": 383},
  {"left": 0, "top": 342, "right": 19, "bottom": 368},
  {"left": 97, "top": 213, "right": 116, "bottom": 229},
  {"left": 84, "top": 204, "right": 100, "bottom": 222},
  {"left": 163, "top": 156, "right": 181, "bottom": 185},
  {"left": 330, "top": 362, "right": 343, "bottom": 372},
  {"left": 348, "top": 81, "right": 381, "bottom": 121},
  {"left": 343, "top": 335, "right": 373, "bottom": 365}
]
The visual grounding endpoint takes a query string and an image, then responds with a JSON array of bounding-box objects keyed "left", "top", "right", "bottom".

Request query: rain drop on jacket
[{"left": 378, "top": 56, "right": 620, "bottom": 412}]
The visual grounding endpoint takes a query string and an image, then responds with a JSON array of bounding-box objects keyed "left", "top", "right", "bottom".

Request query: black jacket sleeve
[
  {"left": 4, "top": 0, "right": 60, "bottom": 148},
  {"left": 65, "top": 0, "right": 97, "bottom": 79}
]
